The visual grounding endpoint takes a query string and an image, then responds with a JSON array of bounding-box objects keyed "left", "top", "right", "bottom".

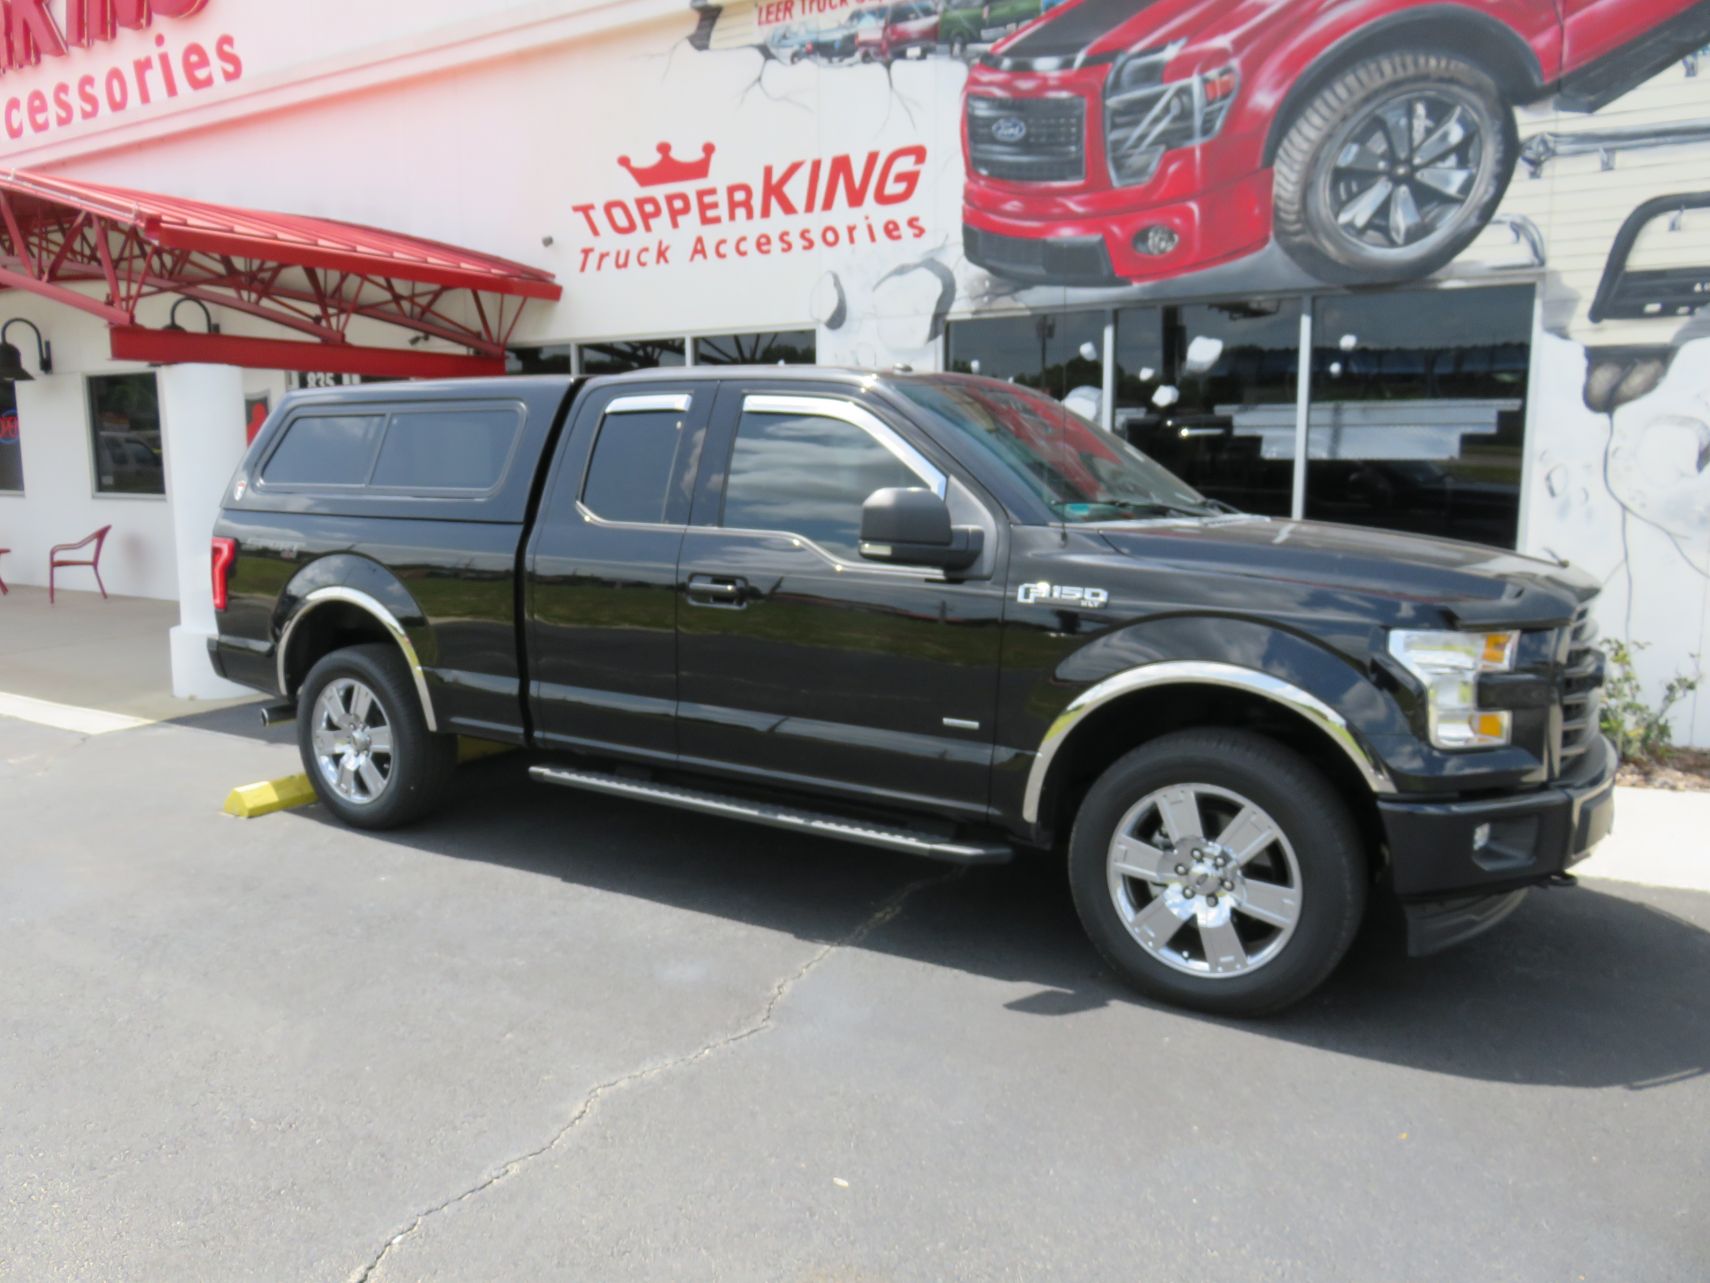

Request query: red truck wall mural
[{"left": 959, "top": 0, "right": 1707, "bottom": 289}]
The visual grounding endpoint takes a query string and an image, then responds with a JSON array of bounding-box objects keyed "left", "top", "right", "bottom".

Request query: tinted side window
[
  {"left": 263, "top": 414, "right": 385, "bottom": 486},
  {"left": 720, "top": 411, "right": 924, "bottom": 562},
  {"left": 582, "top": 408, "right": 684, "bottom": 523},
  {"left": 371, "top": 409, "right": 520, "bottom": 491}
]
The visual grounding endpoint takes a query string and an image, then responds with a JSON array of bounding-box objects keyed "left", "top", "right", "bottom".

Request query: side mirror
[{"left": 859, "top": 487, "right": 984, "bottom": 572}]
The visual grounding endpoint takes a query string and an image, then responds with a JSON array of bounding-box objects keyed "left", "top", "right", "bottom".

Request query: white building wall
[{"left": 4, "top": 299, "right": 178, "bottom": 600}]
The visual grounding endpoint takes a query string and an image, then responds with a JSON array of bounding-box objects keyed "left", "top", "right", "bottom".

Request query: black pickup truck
[{"left": 209, "top": 367, "right": 1614, "bottom": 1014}]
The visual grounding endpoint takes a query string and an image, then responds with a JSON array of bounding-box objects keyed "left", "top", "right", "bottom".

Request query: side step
[{"left": 529, "top": 765, "right": 1013, "bottom": 866}]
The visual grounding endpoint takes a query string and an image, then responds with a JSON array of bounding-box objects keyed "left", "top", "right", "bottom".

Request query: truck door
[
  {"left": 673, "top": 383, "right": 1005, "bottom": 819},
  {"left": 524, "top": 381, "right": 709, "bottom": 760}
]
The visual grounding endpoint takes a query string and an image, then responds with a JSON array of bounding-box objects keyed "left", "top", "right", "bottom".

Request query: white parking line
[{"left": 0, "top": 691, "right": 153, "bottom": 736}]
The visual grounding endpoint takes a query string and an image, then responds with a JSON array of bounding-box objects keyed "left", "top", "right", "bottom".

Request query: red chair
[
  {"left": 0, "top": 546, "right": 9, "bottom": 595},
  {"left": 49, "top": 525, "right": 112, "bottom": 604}
]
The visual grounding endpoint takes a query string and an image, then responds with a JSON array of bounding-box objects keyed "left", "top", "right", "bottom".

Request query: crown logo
[{"left": 618, "top": 142, "right": 716, "bottom": 188}]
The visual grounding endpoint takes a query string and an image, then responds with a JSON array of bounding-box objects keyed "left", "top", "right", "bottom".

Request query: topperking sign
[
  {"left": 0, "top": 0, "right": 241, "bottom": 144},
  {"left": 570, "top": 138, "right": 929, "bottom": 276}
]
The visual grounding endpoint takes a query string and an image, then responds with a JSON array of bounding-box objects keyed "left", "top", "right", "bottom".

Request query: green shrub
[{"left": 1599, "top": 640, "right": 1700, "bottom": 763}]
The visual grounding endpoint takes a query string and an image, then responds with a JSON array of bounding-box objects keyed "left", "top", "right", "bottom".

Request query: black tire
[
  {"left": 1067, "top": 728, "right": 1367, "bottom": 1016},
  {"left": 1272, "top": 50, "right": 1518, "bottom": 285},
  {"left": 296, "top": 643, "right": 457, "bottom": 831}
]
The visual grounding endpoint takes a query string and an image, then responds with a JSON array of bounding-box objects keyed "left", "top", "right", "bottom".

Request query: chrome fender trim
[
  {"left": 275, "top": 586, "right": 438, "bottom": 733},
  {"left": 1022, "top": 661, "right": 1395, "bottom": 826}
]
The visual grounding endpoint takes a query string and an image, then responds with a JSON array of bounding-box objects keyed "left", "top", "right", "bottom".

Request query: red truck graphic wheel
[{"left": 1269, "top": 51, "right": 1516, "bottom": 284}]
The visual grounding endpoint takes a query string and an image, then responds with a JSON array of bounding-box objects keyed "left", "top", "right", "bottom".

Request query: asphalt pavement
[{"left": 2, "top": 704, "right": 1706, "bottom": 1282}]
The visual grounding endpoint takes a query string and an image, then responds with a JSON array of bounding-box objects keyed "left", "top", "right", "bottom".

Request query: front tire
[
  {"left": 296, "top": 643, "right": 456, "bottom": 831},
  {"left": 1272, "top": 50, "right": 1517, "bottom": 285},
  {"left": 1067, "top": 729, "right": 1367, "bottom": 1016}
]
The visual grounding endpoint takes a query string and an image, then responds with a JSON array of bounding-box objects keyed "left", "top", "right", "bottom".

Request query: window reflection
[
  {"left": 89, "top": 373, "right": 164, "bottom": 496},
  {"left": 506, "top": 345, "right": 572, "bottom": 375},
  {"left": 579, "top": 338, "right": 685, "bottom": 375},
  {"left": 695, "top": 331, "right": 816, "bottom": 365},
  {"left": 1115, "top": 302, "right": 1300, "bottom": 517},
  {"left": 0, "top": 380, "right": 21, "bottom": 493},
  {"left": 721, "top": 412, "right": 923, "bottom": 562},
  {"left": 948, "top": 313, "right": 1104, "bottom": 401},
  {"left": 1308, "top": 287, "right": 1531, "bottom": 548}
]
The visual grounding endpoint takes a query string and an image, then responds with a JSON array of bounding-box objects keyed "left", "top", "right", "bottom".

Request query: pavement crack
[{"left": 348, "top": 865, "right": 962, "bottom": 1283}]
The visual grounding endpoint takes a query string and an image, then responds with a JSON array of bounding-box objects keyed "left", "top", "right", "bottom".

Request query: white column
[
  {"left": 1101, "top": 310, "right": 1117, "bottom": 432},
  {"left": 1291, "top": 297, "right": 1313, "bottom": 521},
  {"left": 159, "top": 363, "right": 252, "bottom": 699}
]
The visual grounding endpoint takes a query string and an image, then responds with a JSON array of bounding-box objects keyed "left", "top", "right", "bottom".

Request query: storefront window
[
  {"left": 89, "top": 373, "right": 164, "bottom": 496},
  {"left": 1308, "top": 286, "right": 1531, "bottom": 548},
  {"left": 947, "top": 312, "right": 1104, "bottom": 401},
  {"left": 506, "top": 344, "right": 573, "bottom": 375},
  {"left": 0, "top": 381, "right": 21, "bottom": 494},
  {"left": 1115, "top": 302, "right": 1301, "bottom": 517},
  {"left": 694, "top": 330, "right": 816, "bottom": 365},
  {"left": 578, "top": 338, "right": 685, "bottom": 375}
]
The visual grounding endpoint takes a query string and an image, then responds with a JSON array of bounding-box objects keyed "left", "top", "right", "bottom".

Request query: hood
[
  {"left": 1096, "top": 518, "right": 1597, "bottom": 628},
  {"left": 990, "top": 0, "right": 1297, "bottom": 66}
]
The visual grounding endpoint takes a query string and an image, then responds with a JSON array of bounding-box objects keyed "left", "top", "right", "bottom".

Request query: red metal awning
[{"left": 0, "top": 169, "right": 563, "bottom": 378}]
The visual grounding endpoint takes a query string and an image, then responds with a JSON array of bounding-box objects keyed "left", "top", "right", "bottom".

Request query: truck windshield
[{"left": 893, "top": 376, "right": 1221, "bottom": 522}]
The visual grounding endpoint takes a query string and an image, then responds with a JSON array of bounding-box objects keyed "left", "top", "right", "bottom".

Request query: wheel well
[
  {"left": 1043, "top": 684, "right": 1385, "bottom": 867},
  {"left": 279, "top": 602, "right": 398, "bottom": 700},
  {"left": 1261, "top": 10, "right": 1546, "bottom": 165}
]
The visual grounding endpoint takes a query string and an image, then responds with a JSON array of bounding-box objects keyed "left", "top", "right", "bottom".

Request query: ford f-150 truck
[
  {"left": 209, "top": 367, "right": 1613, "bottom": 1015},
  {"left": 962, "top": 0, "right": 1710, "bottom": 287}
]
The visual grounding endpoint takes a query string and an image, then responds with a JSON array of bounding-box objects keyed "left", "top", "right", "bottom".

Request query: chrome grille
[
  {"left": 1557, "top": 606, "right": 1603, "bottom": 772},
  {"left": 967, "top": 96, "right": 1086, "bottom": 183}
]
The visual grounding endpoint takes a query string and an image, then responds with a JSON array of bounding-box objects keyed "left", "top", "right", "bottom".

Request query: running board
[{"left": 529, "top": 765, "right": 1013, "bottom": 865}]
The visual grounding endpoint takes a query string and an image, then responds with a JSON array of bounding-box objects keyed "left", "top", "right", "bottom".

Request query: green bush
[{"left": 1599, "top": 640, "right": 1700, "bottom": 763}]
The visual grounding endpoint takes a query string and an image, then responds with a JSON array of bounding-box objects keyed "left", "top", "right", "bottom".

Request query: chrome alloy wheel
[
  {"left": 1321, "top": 88, "right": 1489, "bottom": 258},
  {"left": 310, "top": 677, "right": 395, "bottom": 806},
  {"left": 1106, "top": 784, "right": 1303, "bottom": 979}
]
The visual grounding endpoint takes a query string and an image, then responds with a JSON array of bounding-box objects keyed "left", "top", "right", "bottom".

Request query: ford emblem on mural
[{"left": 990, "top": 116, "right": 1027, "bottom": 144}]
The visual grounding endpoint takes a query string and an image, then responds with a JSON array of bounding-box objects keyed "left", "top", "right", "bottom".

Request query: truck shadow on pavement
[{"left": 308, "top": 755, "right": 1709, "bottom": 1093}]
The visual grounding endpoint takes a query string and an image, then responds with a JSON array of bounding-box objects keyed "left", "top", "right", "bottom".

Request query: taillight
[{"left": 211, "top": 537, "right": 237, "bottom": 612}]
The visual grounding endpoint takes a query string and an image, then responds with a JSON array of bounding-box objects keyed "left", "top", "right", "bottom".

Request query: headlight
[
  {"left": 1105, "top": 52, "right": 1238, "bottom": 186},
  {"left": 1388, "top": 629, "right": 1520, "bottom": 750}
]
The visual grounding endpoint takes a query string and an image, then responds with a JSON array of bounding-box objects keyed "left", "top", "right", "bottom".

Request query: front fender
[{"left": 1011, "top": 615, "right": 1404, "bottom": 827}]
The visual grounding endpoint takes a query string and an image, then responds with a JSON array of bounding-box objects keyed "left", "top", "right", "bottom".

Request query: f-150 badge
[{"left": 1017, "top": 582, "right": 1109, "bottom": 609}]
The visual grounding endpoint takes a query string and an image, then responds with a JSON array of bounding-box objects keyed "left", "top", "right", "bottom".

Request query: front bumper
[
  {"left": 960, "top": 166, "right": 1273, "bottom": 286},
  {"left": 1380, "top": 735, "right": 1617, "bottom": 954}
]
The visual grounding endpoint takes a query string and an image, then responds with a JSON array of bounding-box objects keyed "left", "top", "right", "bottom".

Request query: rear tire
[
  {"left": 296, "top": 643, "right": 456, "bottom": 831},
  {"left": 1067, "top": 728, "right": 1367, "bottom": 1016},
  {"left": 1272, "top": 50, "right": 1517, "bottom": 285}
]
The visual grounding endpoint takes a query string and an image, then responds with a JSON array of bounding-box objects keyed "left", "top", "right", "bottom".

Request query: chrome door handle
[{"left": 686, "top": 574, "right": 749, "bottom": 608}]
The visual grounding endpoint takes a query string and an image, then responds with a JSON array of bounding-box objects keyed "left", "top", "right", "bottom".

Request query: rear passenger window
[
  {"left": 371, "top": 409, "right": 520, "bottom": 492},
  {"left": 581, "top": 408, "right": 684, "bottom": 524},
  {"left": 262, "top": 414, "right": 384, "bottom": 486}
]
